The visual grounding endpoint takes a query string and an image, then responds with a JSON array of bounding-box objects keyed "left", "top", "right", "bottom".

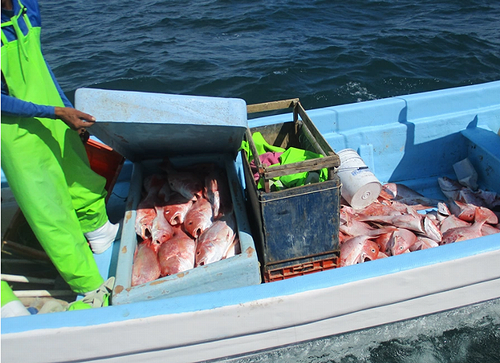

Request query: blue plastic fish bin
[{"left": 75, "top": 89, "right": 261, "bottom": 304}]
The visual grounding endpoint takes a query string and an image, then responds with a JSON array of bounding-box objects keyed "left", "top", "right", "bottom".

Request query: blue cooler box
[{"left": 75, "top": 88, "right": 261, "bottom": 305}]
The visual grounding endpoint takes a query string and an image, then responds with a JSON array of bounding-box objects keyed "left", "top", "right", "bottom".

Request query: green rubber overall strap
[{"left": 1, "top": 0, "right": 106, "bottom": 293}]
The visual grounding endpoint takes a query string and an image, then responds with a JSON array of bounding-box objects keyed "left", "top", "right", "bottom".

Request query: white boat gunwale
[{"left": 3, "top": 232, "right": 500, "bottom": 335}]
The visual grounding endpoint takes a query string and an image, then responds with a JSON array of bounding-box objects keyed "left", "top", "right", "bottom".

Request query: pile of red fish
[
  {"left": 132, "top": 163, "right": 239, "bottom": 286},
  {"left": 339, "top": 177, "right": 500, "bottom": 267}
]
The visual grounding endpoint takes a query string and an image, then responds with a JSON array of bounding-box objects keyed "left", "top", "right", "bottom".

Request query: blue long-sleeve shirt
[{"left": 1, "top": 0, "right": 73, "bottom": 119}]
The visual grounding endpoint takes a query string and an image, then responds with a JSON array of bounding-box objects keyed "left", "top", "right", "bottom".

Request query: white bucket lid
[{"left": 347, "top": 181, "right": 382, "bottom": 209}]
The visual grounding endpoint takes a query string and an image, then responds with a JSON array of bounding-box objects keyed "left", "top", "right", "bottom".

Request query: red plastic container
[
  {"left": 263, "top": 254, "right": 339, "bottom": 282},
  {"left": 2, "top": 139, "right": 125, "bottom": 260},
  {"left": 84, "top": 138, "right": 125, "bottom": 199}
]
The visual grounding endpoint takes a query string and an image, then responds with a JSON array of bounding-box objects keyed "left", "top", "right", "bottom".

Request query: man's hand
[{"left": 55, "top": 107, "right": 96, "bottom": 135}]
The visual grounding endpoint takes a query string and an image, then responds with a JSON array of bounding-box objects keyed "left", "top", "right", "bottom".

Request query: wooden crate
[{"left": 246, "top": 99, "right": 340, "bottom": 192}]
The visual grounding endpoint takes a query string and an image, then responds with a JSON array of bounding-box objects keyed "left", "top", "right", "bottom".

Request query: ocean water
[
  {"left": 37, "top": 0, "right": 500, "bottom": 361},
  {"left": 40, "top": 0, "right": 500, "bottom": 109},
  {"left": 211, "top": 299, "right": 500, "bottom": 363}
]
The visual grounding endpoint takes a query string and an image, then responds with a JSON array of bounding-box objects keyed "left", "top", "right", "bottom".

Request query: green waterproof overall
[{"left": 1, "top": 1, "right": 106, "bottom": 293}]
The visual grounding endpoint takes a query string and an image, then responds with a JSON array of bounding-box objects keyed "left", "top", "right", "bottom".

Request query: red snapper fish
[
  {"left": 357, "top": 201, "right": 402, "bottom": 216},
  {"left": 340, "top": 210, "right": 396, "bottom": 238},
  {"left": 358, "top": 208, "right": 425, "bottom": 234},
  {"left": 387, "top": 228, "right": 417, "bottom": 255},
  {"left": 196, "top": 216, "right": 237, "bottom": 267},
  {"left": 339, "top": 235, "right": 379, "bottom": 267},
  {"left": 184, "top": 197, "right": 214, "bottom": 239},
  {"left": 374, "top": 232, "right": 393, "bottom": 254},
  {"left": 423, "top": 215, "right": 442, "bottom": 242},
  {"left": 158, "top": 228, "right": 196, "bottom": 276},
  {"left": 223, "top": 236, "right": 241, "bottom": 259},
  {"left": 204, "top": 167, "right": 233, "bottom": 219},
  {"left": 449, "top": 202, "right": 497, "bottom": 224},
  {"left": 131, "top": 238, "right": 161, "bottom": 286},
  {"left": 164, "top": 193, "right": 194, "bottom": 226},
  {"left": 410, "top": 236, "right": 439, "bottom": 252},
  {"left": 439, "top": 214, "right": 470, "bottom": 234},
  {"left": 482, "top": 224, "right": 500, "bottom": 236},
  {"left": 379, "top": 183, "right": 441, "bottom": 208},
  {"left": 439, "top": 176, "right": 500, "bottom": 209},
  {"left": 158, "top": 181, "right": 171, "bottom": 202},
  {"left": 448, "top": 200, "right": 476, "bottom": 222},
  {"left": 167, "top": 169, "right": 204, "bottom": 201},
  {"left": 438, "top": 176, "right": 464, "bottom": 200},
  {"left": 359, "top": 206, "right": 442, "bottom": 243},
  {"left": 135, "top": 174, "right": 168, "bottom": 239},
  {"left": 150, "top": 205, "right": 174, "bottom": 245},
  {"left": 477, "top": 206, "right": 498, "bottom": 225},
  {"left": 441, "top": 207, "right": 489, "bottom": 245},
  {"left": 135, "top": 205, "right": 157, "bottom": 240}
]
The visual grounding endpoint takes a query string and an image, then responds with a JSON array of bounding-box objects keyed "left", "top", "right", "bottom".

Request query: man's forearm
[{"left": 1, "top": 93, "right": 56, "bottom": 119}]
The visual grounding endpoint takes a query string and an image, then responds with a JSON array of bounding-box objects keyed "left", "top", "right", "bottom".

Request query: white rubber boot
[
  {"left": 85, "top": 220, "right": 121, "bottom": 254},
  {"left": 1, "top": 281, "right": 30, "bottom": 317},
  {"left": 2, "top": 300, "right": 31, "bottom": 317}
]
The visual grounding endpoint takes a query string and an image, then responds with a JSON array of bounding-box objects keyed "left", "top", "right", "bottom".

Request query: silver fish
[
  {"left": 204, "top": 167, "right": 233, "bottom": 219},
  {"left": 438, "top": 177, "right": 463, "bottom": 200}
]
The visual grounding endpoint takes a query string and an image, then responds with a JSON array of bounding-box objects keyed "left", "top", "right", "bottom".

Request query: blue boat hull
[{"left": 2, "top": 81, "right": 500, "bottom": 363}]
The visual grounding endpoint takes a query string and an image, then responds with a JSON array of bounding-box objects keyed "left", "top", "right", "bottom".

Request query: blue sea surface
[
  {"left": 40, "top": 0, "right": 500, "bottom": 109},
  {"left": 211, "top": 299, "right": 500, "bottom": 363},
  {"left": 36, "top": 0, "right": 500, "bottom": 361}
]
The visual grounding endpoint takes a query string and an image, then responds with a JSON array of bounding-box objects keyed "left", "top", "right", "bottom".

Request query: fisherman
[{"left": 1, "top": 0, "right": 118, "bottom": 306}]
